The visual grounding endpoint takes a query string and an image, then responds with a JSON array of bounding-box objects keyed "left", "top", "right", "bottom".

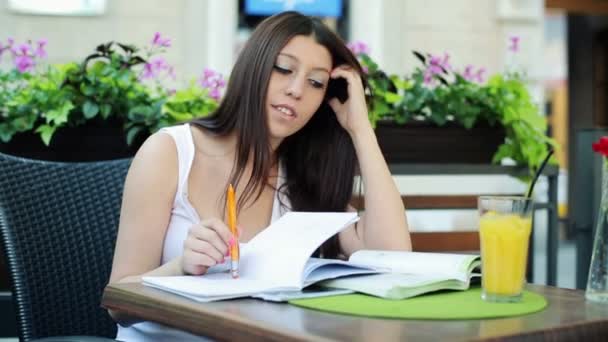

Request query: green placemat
[{"left": 289, "top": 288, "right": 547, "bottom": 320}]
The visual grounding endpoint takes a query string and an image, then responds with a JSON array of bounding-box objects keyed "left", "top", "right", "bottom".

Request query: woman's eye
[
  {"left": 273, "top": 65, "right": 292, "bottom": 74},
  {"left": 309, "top": 79, "right": 325, "bottom": 89}
]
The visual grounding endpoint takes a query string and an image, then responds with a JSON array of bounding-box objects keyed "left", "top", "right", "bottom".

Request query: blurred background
[{"left": 1, "top": 0, "right": 608, "bottom": 339}]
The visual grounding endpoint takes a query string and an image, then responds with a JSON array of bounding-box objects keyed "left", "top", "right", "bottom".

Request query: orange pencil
[{"left": 226, "top": 184, "right": 239, "bottom": 278}]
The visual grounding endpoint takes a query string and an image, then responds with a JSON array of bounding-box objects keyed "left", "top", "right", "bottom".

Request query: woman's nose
[{"left": 284, "top": 75, "right": 304, "bottom": 99}]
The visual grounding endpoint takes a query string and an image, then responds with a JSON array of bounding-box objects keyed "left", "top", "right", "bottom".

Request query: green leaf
[
  {"left": 82, "top": 101, "right": 99, "bottom": 119},
  {"left": 0, "top": 124, "right": 15, "bottom": 143},
  {"left": 100, "top": 104, "right": 112, "bottom": 118},
  {"left": 80, "top": 83, "right": 96, "bottom": 96},
  {"left": 126, "top": 125, "right": 144, "bottom": 145},
  {"left": 35, "top": 125, "right": 57, "bottom": 146},
  {"left": 46, "top": 101, "right": 74, "bottom": 125},
  {"left": 384, "top": 92, "right": 401, "bottom": 104}
]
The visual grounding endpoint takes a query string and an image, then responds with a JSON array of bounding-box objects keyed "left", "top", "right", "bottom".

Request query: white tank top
[{"left": 116, "top": 123, "right": 290, "bottom": 341}]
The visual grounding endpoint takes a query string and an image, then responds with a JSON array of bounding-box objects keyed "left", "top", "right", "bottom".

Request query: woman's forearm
[
  {"left": 350, "top": 125, "right": 411, "bottom": 250},
  {"left": 108, "top": 257, "right": 184, "bottom": 326}
]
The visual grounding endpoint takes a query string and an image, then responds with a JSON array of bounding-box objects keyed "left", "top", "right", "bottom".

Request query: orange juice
[{"left": 479, "top": 213, "right": 532, "bottom": 299}]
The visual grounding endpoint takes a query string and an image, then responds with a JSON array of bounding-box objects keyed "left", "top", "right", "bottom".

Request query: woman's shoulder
[
  {"left": 128, "top": 130, "right": 179, "bottom": 183},
  {"left": 137, "top": 130, "right": 178, "bottom": 162},
  {"left": 188, "top": 124, "right": 236, "bottom": 158}
]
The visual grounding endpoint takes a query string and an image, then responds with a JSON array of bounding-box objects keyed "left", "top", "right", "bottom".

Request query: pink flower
[
  {"left": 423, "top": 69, "right": 434, "bottom": 85},
  {"left": 428, "top": 55, "right": 444, "bottom": 74},
  {"left": 140, "top": 57, "right": 172, "bottom": 80},
  {"left": 462, "top": 65, "right": 475, "bottom": 81},
  {"left": 508, "top": 35, "right": 520, "bottom": 52},
  {"left": 461, "top": 64, "right": 486, "bottom": 83},
  {"left": 347, "top": 41, "right": 370, "bottom": 56},
  {"left": 35, "top": 39, "right": 47, "bottom": 58},
  {"left": 475, "top": 67, "right": 486, "bottom": 83},
  {"left": 198, "top": 67, "right": 226, "bottom": 100},
  {"left": 209, "top": 88, "right": 221, "bottom": 100},
  {"left": 13, "top": 43, "right": 31, "bottom": 56},
  {"left": 15, "top": 55, "right": 34, "bottom": 73},
  {"left": 203, "top": 67, "right": 215, "bottom": 79},
  {"left": 422, "top": 53, "right": 451, "bottom": 85},
  {"left": 151, "top": 32, "right": 171, "bottom": 48}
]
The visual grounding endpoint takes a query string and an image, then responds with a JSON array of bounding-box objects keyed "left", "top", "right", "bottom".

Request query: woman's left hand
[{"left": 328, "top": 65, "right": 372, "bottom": 136}]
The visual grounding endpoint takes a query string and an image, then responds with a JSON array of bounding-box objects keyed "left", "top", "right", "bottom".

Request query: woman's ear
[{"left": 325, "top": 77, "right": 349, "bottom": 104}]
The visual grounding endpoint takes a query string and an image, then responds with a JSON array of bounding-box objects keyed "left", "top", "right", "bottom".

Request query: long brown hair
[{"left": 191, "top": 11, "right": 367, "bottom": 258}]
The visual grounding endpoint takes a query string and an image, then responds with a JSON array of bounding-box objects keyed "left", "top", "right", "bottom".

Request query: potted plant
[
  {"left": 0, "top": 34, "right": 224, "bottom": 161},
  {"left": 347, "top": 39, "right": 557, "bottom": 176}
]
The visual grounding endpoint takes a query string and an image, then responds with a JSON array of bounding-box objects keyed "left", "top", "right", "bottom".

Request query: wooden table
[{"left": 102, "top": 283, "right": 608, "bottom": 341}]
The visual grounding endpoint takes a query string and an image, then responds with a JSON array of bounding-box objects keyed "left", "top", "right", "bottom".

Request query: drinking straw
[{"left": 524, "top": 148, "right": 555, "bottom": 211}]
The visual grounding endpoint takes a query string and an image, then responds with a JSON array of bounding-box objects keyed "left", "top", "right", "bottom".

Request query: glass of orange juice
[{"left": 478, "top": 196, "right": 533, "bottom": 302}]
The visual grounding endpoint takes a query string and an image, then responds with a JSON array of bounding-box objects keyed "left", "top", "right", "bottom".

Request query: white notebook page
[{"left": 143, "top": 212, "right": 359, "bottom": 297}]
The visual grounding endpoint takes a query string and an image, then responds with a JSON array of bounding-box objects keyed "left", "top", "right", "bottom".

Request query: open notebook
[
  {"left": 318, "top": 250, "right": 481, "bottom": 300},
  {"left": 143, "top": 212, "right": 379, "bottom": 302}
]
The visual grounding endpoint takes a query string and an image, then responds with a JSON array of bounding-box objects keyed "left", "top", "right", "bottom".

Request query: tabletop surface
[{"left": 102, "top": 282, "right": 608, "bottom": 341}]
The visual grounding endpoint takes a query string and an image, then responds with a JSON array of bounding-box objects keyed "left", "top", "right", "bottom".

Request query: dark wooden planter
[
  {"left": 0, "top": 118, "right": 147, "bottom": 162},
  {"left": 375, "top": 120, "right": 506, "bottom": 163}
]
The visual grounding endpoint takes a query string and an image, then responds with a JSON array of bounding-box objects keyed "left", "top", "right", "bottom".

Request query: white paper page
[
  {"left": 240, "top": 212, "right": 359, "bottom": 288},
  {"left": 324, "top": 273, "right": 449, "bottom": 291},
  {"left": 301, "top": 258, "right": 380, "bottom": 286},
  {"left": 143, "top": 272, "right": 281, "bottom": 297},
  {"left": 349, "top": 250, "right": 478, "bottom": 281},
  {"left": 144, "top": 212, "right": 359, "bottom": 298}
]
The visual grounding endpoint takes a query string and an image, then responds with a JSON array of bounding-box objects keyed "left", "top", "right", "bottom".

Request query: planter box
[
  {"left": 375, "top": 121, "right": 506, "bottom": 164},
  {"left": 0, "top": 118, "right": 147, "bottom": 162}
]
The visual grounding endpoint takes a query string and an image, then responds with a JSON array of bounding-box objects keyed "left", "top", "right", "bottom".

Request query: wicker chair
[{"left": 0, "top": 153, "right": 131, "bottom": 341}]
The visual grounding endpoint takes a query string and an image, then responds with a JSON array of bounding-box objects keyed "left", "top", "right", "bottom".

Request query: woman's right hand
[{"left": 181, "top": 217, "right": 233, "bottom": 275}]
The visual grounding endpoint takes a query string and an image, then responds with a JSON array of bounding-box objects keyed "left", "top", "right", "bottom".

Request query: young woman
[{"left": 108, "top": 11, "right": 411, "bottom": 341}]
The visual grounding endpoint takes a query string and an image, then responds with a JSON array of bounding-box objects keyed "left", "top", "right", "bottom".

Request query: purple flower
[
  {"left": 209, "top": 88, "right": 221, "bottom": 100},
  {"left": 508, "top": 35, "right": 520, "bottom": 52},
  {"left": 427, "top": 55, "right": 443, "bottom": 74},
  {"left": 15, "top": 55, "right": 34, "bottom": 73},
  {"left": 475, "top": 67, "right": 486, "bottom": 83},
  {"left": 8, "top": 42, "right": 38, "bottom": 73},
  {"left": 141, "top": 63, "right": 155, "bottom": 79},
  {"left": 35, "top": 39, "right": 47, "bottom": 58},
  {"left": 462, "top": 64, "right": 475, "bottom": 81},
  {"left": 140, "top": 56, "right": 173, "bottom": 80},
  {"left": 198, "top": 67, "right": 226, "bottom": 100},
  {"left": 347, "top": 41, "right": 370, "bottom": 56},
  {"left": 423, "top": 69, "right": 434, "bottom": 85},
  {"left": 461, "top": 64, "right": 486, "bottom": 83},
  {"left": 422, "top": 53, "right": 451, "bottom": 85},
  {"left": 151, "top": 32, "right": 171, "bottom": 48},
  {"left": 152, "top": 57, "right": 169, "bottom": 70},
  {"left": 13, "top": 43, "right": 31, "bottom": 56}
]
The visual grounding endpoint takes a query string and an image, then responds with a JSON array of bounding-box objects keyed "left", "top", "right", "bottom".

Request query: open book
[
  {"left": 318, "top": 250, "right": 481, "bottom": 300},
  {"left": 143, "top": 212, "right": 379, "bottom": 302},
  {"left": 143, "top": 212, "right": 481, "bottom": 302}
]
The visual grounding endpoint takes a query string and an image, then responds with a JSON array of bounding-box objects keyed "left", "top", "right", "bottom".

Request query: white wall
[{"left": 349, "top": 0, "right": 545, "bottom": 103}]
